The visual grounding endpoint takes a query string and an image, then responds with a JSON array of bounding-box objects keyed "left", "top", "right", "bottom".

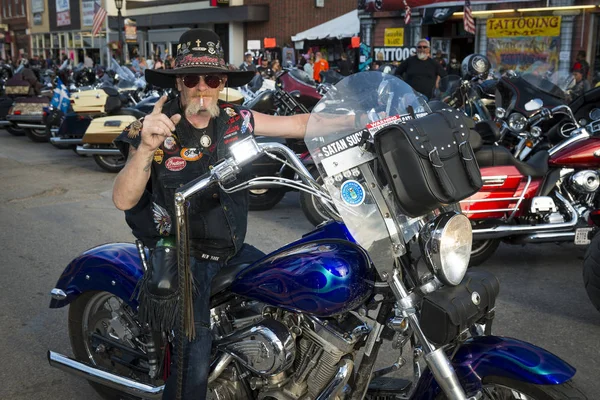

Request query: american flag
[
  {"left": 403, "top": 0, "right": 411, "bottom": 25},
  {"left": 92, "top": 1, "right": 107, "bottom": 37},
  {"left": 464, "top": 0, "right": 476, "bottom": 34}
]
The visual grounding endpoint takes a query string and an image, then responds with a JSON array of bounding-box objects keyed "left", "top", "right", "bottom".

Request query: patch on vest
[
  {"left": 180, "top": 148, "right": 203, "bottom": 162},
  {"left": 165, "top": 157, "right": 187, "bottom": 171},
  {"left": 240, "top": 109, "right": 254, "bottom": 134},
  {"left": 154, "top": 148, "right": 164, "bottom": 164}
]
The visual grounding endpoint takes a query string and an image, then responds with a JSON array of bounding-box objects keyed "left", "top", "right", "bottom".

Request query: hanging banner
[
  {"left": 487, "top": 16, "right": 562, "bottom": 38},
  {"left": 384, "top": 28, "right": 404, "bottom": 47},
  {"left": 125, "top": 18, "right": 137, "bottom": 43},
  {"left": 32, "top": 0, "right": 44, "bottom": 13},
  {"left": 487, "top": 36, "right": 560, "bottom": 72},
  {"left": 56, "top": 0, "right": 70, "bottom": 27},
  {"left": 421, "top": 6, "right": 461, "bottom": 25},
  {"left": 82, "top": 1, "right": 95, "bottom": 27},
  {"left": 374, "top": 46, "right": 416, "bottom": 62}
]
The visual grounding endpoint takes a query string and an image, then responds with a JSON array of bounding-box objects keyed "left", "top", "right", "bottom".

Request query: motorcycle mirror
[
  {"left": 525, "top": 98, "right": 543, "bottom": 112},
  {"left": 495, "top": 107, "right": 507, "bottom": 119},
  {"left": 589, "top": 108, "right": 600, "bottom": 121}
]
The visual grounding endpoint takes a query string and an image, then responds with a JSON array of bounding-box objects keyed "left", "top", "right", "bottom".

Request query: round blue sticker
[{"left": 340, "top": 180, "right": 366, "bottom": 207}]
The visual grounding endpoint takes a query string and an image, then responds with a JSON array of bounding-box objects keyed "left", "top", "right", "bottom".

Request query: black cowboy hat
[{"left": 145, "top": 29, "right": 254, "bottom": 88}]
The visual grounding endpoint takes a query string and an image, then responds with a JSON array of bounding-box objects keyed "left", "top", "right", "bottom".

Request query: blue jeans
[{"left": 162, "top": 244, "right": 265, "bottom": 400}]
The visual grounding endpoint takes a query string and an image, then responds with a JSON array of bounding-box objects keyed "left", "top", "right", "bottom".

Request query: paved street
[{"left": 0, "top": 129, "right": 598, "bottom": 400}]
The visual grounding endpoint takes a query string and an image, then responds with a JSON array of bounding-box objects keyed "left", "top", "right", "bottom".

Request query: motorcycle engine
[
  {"left": 570, "top": 170, "right": 600, "bottom": 194},
  {"left": 207, "top": 300, "right": 371, "bottom": 400}
]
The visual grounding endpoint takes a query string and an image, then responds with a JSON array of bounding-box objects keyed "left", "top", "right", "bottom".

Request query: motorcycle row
[{"left": 7, "top": 54, "right": 597, "bottom": 399}]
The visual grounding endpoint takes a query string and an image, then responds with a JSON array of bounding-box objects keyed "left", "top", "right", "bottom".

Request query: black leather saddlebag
[
  {"left": 420, "top": 270, "right": 500, "bottom": 346},
  {"left": 373, "top": 109, "right": 483, "bottom": 217}
]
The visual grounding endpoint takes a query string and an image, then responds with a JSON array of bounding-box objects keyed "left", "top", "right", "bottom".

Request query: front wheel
[
  {"left": 68, "top": 291, "right": 166, "bottom": 400},
  {"left": 300, "top": 167, "right": 331, "bottom": 227},
  {"left": 248, "top": 187, "right": 286, "bottom": 211},
  {"left": 24, "top": 127, "right": 51, "bottom": 142},
  {"left": 93, "top": 154, "right": 126, "bottom": 173},
  {"left": 433, "top": 377, "right": 586, "bottom": 399},
  {"left": 583, "top": 231, "right": 600, "bottom": 311}
]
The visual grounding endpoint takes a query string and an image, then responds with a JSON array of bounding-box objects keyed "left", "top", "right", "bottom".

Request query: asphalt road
[{"left": 1, "top": 129, "right": 598, "bottom": 400}]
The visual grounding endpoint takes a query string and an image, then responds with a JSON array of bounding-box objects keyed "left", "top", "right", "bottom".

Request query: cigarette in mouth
[{"left": 199, "top": 96, "right": 204, "bottom": 107}]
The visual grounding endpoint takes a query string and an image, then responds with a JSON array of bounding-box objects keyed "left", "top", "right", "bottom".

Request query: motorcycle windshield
[
  {"left": 521, "top": 63, "right": 574, "bottom": 100},
  {"left": 110, "top": 58, "right": 137, "bottom": 83},
  {"left": 436, "top": 75, "right": 492, "bottom": 121},
  {"left": 305, "top": 71, "right": 430, "bottom": 253},
  {"left": 437, "top": 75, "right": 462, "bottom": 100}
]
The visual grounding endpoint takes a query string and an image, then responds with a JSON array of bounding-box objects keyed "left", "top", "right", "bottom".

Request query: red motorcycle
[{"left": 465, "top": 105, "right": 600, "bottom": 265}]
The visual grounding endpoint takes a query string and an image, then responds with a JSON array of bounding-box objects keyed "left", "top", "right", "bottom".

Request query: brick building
[{"left": 1, "top": 0, "right": 29, "bottom": 60}]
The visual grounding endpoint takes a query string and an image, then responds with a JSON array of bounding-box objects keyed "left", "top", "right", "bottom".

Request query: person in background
[
  {"left": 572, "top": 50, "right": 589, "bottom": 80},
  {"left": 257, "top": 58, "right": 273, "bottom": 79},
  {"left": 394, "top": 38, "right": 447, "bottom": 99},
  {"left": 154, "top": 56, "right": 164, "bottom": 70},
  {"left": 84, "top": 52, "right": 94, "bottom": 68},
  {"left": 131, "top": 55, "right": 141, "bottom": 73},
  {"left": 239, "top": 52, "right": 256, "bottom": 72},
  {"left": 146, "top": 55, "right": 155, "bottom": 70},
  {"left": 303, "top": 55, "right": 314, "bottom": 80},
  {"left": 447, "top": 54, "right": 461, "bottom": 76},
  {"left": 313, "top": 52, "right": 329, "bottom": 82},
  {"left": 337, "top": 53, "right": 351, "bottom": 76},
  {"left": 435, "top": 52, "right": 447, "bottom": 69},
  {"left": 371, "top": 61, "right": 381, "bottom": 70},
  {"left": 568, "top": 67, "right": 591, "bottom": 101},
  {"left": 59, "top": 54, "right": 70, "bottom": 70},
  {"left": 139, "top": 57, "right": 148, "bottom": 72},
  {"left": 271, "top": 60, "right": 282, "bottom": 77}
]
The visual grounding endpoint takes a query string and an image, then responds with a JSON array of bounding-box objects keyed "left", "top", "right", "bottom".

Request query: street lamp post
[{"left": 114, "top": 0, "right": 124, "bottom": 64}]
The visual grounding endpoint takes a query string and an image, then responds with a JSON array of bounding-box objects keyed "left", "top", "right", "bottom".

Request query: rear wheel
[
  {"left": 583, "top": 231, "right": 600, "bottom": 311},
  {"left": 6, "top": 125, "right": 25, "bottom": 136},
  {"left": 93, "top": 154, "right": 126, "bottom": 173},
  {"left": 24, "top": 127, "right": 51, "bottom": 142},
  {"left": 68, "top": 291, "right": 166, "bottom": 400},
  {"left": 470, "top": 239, "right": 500, "bottom": 266}
]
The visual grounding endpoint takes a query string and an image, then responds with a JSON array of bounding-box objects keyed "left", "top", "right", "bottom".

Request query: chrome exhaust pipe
[
  {"left": 16, "top": 123, "right": 46, "bottom": 129},
  {"left": 76, "top": 146, "right": 121, "bottom": 156},
  {"left": 47, "top": 351, "right": 163, "bottom": 399},
  {"left": 50, "top": 137, "right": 82, "bottom": 145},
  {"left": 512, "top": 232, "right": 575, "bottom": 244},
  {"left": 473, "top": 192, "right": 578, "bottom": 240},
  {"left": 315, "top": 358, "right": 354, "bottom": 400}
]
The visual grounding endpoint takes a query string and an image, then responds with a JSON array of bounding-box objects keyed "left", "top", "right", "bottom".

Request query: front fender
[
  {"left": 410, "top": 336, "right": 576, "bottom": 399},
  {"left": 49, "top": 243, "right": 144, "bottom": 309}
]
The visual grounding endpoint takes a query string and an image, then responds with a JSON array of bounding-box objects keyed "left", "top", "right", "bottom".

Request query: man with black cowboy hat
[{"left": 112, "top": 28, "right": 310, "bottom": 399}]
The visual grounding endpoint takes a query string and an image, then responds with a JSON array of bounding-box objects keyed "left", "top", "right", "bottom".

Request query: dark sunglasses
[
  {"left": 182, "top": 74, "right": 223, "bottom": 89},
  {"left": 417, "top": 46, "right": 429, "bottom": 49}
]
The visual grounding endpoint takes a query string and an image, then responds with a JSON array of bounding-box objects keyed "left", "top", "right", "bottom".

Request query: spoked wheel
[
  {"left": 469, "top": 239, "right": 500, "bottom": 266},
  {"left": 24, "top": 127, "right": 51, "bottom": 142},
  {"left": 68, "top": 291, "right": 166, "bottom": 400},
  {"left": 93, "top": 154, "right": 126, "bottom": 173}
]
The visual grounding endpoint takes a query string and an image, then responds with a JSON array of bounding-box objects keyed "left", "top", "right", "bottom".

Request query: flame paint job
[
  {"left": 231, "top": 240, "right": 374, "bottom": 317},
  {"left": 549, "top": 136, "right": 600, "bottom": 168},
  {"left": 461, "top": 166, "right": 542, "bottom": 219},
  {"left": 410, "top": 336, "right": 576, "bottom": 399},
  {"left": 49, "top": 243, "right": 144, "bottom": 309}
]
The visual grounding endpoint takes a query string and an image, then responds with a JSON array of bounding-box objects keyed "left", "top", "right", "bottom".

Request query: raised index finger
[{"left": 152, "top": 95, "right": 168, "bottom": 115}]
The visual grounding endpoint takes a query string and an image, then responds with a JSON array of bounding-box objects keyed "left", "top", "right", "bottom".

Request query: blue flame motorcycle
[{"left": 47, "top": 72, "right": 586, "bottom": 400}]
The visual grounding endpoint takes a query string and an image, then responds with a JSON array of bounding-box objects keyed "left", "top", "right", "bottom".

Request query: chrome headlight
[
  {"left": 508, "top": 112, "right": 527, "bottom": 132},
  {"left": 419, "top": 212, "right": 472, "bottom": 286}
]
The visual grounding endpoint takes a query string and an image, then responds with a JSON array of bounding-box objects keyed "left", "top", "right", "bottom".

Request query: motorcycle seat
[
  {"left": 475, "top": 145, "right": 549, "bottom": 178},
  {"left": 210, "top": 262, "right": 252, "bottom": 297},
  {"left": 109, "top": 108, "right": 145, "bottom": 119}
]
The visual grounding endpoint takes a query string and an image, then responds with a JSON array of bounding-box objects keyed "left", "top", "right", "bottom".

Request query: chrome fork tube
[{"left": 389, "top": 269, "right": 468, "bottom": 400}]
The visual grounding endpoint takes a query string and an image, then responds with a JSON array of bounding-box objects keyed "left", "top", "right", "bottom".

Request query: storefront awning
[{"left": 291, "top": 10, "right": 359, "bottom": 42}]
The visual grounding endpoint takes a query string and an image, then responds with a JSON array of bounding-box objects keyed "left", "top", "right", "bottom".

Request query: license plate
[{"left": 574, "top": 227, "right": 593, "bottom": 245}]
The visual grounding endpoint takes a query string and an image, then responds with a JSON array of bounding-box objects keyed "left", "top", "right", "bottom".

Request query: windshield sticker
[{"left": 340, "top": 180, "right": 366, "bottom": 207}]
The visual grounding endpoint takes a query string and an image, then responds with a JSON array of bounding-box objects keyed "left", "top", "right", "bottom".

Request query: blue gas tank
[{"left": 231, "top": 235, "right": 374, "bottom": 317}]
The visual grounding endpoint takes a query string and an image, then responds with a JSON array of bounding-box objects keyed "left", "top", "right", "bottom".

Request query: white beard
[
  {"left": 185, "top": 98, "right": 220, "bottom": 118},
  {"left": 417, "top": 53, "right": 428, "bottom": 61}
]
